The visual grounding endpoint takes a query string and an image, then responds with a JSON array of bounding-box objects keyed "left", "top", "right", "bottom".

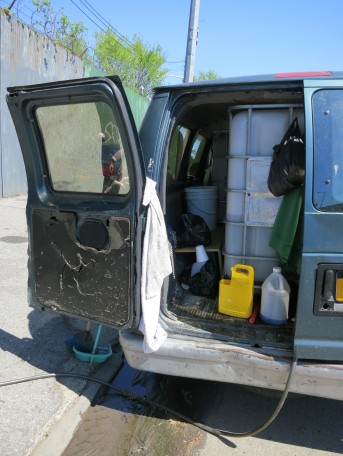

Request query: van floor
[{"left": 167, "top": 287, "right": 294, "bottom": 350}]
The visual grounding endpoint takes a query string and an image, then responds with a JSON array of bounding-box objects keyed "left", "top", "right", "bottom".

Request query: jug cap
[{"left": 273, "top": 266, "right": 282, "bottom": 273}]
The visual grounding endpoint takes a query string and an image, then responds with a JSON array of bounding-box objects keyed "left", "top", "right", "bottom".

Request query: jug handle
[
  {"left": 234, "top": 264, "right": 253, "bottom": 276},
  {"left": 278, "top": 274, "right": 284, "bottom": 291}
]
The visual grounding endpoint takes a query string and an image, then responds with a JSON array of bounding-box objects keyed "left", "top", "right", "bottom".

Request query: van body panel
[
  {"left": 120, "top": 331, "right": 343, "bottom": 401},
  {"left": 294, "top": 83, "right": 343, "bottom": 361}
]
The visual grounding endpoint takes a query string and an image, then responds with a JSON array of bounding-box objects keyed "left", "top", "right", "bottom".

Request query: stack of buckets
[{"left": 184, "top": 186, "right": 217, "bottom": 230}]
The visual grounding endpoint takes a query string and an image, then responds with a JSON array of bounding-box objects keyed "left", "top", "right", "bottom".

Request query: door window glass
[
  {"left": 35, "top": 101, "right": 130, "bottom": 195},
  {"left": 167, "top": 125, "right": 189, "bottom": 182},
  {"left": 313, "top": 90, "right": 343, "bottom": 211},
  {"left": 187, "top": 133, "right": 207, "bottom": 181}
]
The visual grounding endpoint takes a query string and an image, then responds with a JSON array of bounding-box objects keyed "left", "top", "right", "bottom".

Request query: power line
[
  {"left": 77, "top": 0, "right": 113, "bottom": 33},
  {"left": 80, "top": 0, "right": 135, "bottom": 49},
  {"left": 70, "top": 0, "right": 107, "bottom": 34},
  {"left": 0, "top": 0, "right": 94, "bottom": 57},
  {"left": 0, "top": 0, "right": 179, "bottom": 74},
  {"left": 1, "top": 0, "right": 45, "bottom": 21},
  {"left": 72, "top": 0, "right": 184, "bottom": 71},
  {"left": 0, "top": 0, "right": 38, "bottom": 27},
  {"left": 70, "top": 0, "right": 135, "bottom": 53},
  {"left": 73, "top": 0, "right": 185, "bottom": 67},
  {"left": 0, "top": 0, "right": 126, "bottom": 59}
]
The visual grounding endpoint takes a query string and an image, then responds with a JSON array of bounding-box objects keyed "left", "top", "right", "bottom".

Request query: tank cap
[{"left": 273, "top": 267, "right": 282, "bottom": 273}]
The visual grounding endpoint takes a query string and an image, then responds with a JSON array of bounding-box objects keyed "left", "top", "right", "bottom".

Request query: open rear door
[{"left": 7, "top": 76, "right": 145, "bottom": 329}]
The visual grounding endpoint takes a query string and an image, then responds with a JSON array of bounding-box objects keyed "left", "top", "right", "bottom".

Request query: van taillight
[
  {"left": 336, "top": 272, "right": 343, "bottom": 302},
  {"left": 314, "top": 264, "right": 343, "bottom": 315},
  {"left": 274, "top": 71, "right": 332, "bottom": 78}
]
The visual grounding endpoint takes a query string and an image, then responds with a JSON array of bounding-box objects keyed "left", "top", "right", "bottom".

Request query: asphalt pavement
[{"left": 0, "top": 196, "right": 123, "bottom": 456}]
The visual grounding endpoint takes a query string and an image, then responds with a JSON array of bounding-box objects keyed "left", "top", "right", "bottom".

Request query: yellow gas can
[{"left": 218, "top": 264, "right": 254, "bottom": 318}]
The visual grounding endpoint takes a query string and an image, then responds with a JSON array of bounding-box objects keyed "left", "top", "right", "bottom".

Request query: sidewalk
[{"left": 0, "top": 196, "right": 123, "bottom": 456}]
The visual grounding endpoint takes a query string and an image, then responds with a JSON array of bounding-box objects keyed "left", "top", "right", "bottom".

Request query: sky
[{"left": 6, "top": 0, "right": 343, "bottom": 84}]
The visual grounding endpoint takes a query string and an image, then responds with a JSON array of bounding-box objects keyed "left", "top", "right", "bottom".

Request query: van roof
[{"left": 154, "top": 70, "right": 343, "bottom": 93}]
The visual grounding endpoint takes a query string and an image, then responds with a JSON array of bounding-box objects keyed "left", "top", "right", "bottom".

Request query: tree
[
  {"left": 94, "top": 30, "right": 168, "bottom": 96},
  {"left": 193, "top": 70, "right": 220, "bottom": 81},
  {"left": 12, "top": 1, "right": 168, "bottom": 94},
  {"left": 30, "top": 0, "right": 89, "bottom": 58}
]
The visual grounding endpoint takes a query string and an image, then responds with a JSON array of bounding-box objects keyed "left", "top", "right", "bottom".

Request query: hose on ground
[{"left": 0, "top": 357, "right": 297, "bottom": 439}]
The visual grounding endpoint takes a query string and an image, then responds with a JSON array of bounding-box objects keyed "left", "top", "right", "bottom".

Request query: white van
[{"left": 7, "top": 71, "right": 343, "bottom": 401}]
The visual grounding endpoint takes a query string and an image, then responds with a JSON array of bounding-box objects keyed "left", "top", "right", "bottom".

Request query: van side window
[
  {"left": 35, "top": 101, "right": 130, "bottom": 195},
  {"left": 313, "top": 90, "right": 343, "bottom": 211},
  {"left": 187, "top": 133, "right": 207, "bottom": 181},
  {"left": 167, "top": 125, "right": 189, "bottom": 182}
]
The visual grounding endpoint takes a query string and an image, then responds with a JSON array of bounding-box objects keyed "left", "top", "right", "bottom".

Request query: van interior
[{"left": 161, "top": 85, "right": 305, "bottom": 354}]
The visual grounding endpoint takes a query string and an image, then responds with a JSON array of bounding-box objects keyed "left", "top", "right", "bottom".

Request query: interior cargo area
[{"left": 162, "top": 85, "right": 305, "bottom": 351}]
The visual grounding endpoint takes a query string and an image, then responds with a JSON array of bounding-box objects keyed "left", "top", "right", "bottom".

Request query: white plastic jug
[{"left": 260, "top": 267, "right": 290, "bottom": 325}]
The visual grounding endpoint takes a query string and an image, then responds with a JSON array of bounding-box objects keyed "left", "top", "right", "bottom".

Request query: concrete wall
[
  {"left": 0, "top": 14, "right": 149, "bottom": 197},
  {"left": 0, "top": 14, "right": 84, "bottom": 197}
]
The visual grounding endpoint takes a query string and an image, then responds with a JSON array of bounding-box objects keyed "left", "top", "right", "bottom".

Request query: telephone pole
[{"left": 184, "top": 0, "right": 200, "bottom": 83}]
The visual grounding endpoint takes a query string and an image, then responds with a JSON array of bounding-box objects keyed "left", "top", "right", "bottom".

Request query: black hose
[{"left": 0, "top": 357, "right": 297, "bottom": 439}]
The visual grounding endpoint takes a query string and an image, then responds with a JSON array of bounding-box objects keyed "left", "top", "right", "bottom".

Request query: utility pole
[{"left": 184, "top": 0, "right": 200, "bottom": 83}]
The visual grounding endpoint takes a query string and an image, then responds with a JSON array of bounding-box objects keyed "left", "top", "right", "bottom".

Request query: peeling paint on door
[{"left": 30, "top": 209, "right": 131, "bottom": 326}]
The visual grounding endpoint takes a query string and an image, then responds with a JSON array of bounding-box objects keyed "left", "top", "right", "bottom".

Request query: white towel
[{"left": 139, "top": 178, "right": 172, "bottom": 353}]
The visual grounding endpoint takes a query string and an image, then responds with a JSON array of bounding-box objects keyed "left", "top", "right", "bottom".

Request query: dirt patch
[
  {"left": 62, "top": 402, "right": 204, "bottom": 456},
  {"left": 118, "top": 413, "right": 204, "bottom": 456}
]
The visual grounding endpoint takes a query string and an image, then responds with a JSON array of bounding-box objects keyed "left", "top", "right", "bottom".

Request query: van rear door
[
  {"left": 295, "top": 79, "right": 343, "bottom": 361},
  {"left": 6, "top": 76, "right": 145, "bottom": 329}
]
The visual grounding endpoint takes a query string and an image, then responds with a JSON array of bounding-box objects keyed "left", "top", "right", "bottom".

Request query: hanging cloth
[
  {"left": 269, "top": 187, "right": 304, "bottom": 280},
  {"left": 139, "top": 178, "right": 172, "bottom": 353}
]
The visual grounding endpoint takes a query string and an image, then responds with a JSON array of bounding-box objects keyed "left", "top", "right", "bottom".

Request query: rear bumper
[{"left": 120, "top": 331, "right": 343, "bottom": 401}]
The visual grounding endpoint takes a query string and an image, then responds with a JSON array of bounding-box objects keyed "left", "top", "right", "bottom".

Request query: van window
[
  {"left": 313, "top": 90, "right": 343, "bottom": 211},
  {"left": 187, "top": 133, "right": 207, "bottom": 182},
  {"left": 167, "top": 125, "right": 189, "bottom": 182},
  {"left": 35, "top": 101, "right": 130, "bottom": 195}
]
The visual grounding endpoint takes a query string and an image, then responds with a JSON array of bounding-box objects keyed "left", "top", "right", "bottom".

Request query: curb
[{"left": 30, "top": 347, "right": 123, "bottom": 456}]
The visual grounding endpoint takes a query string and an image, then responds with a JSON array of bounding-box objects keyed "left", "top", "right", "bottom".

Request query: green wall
[{"left": 83, "top": 63, "right": 150, "bottom": 129}]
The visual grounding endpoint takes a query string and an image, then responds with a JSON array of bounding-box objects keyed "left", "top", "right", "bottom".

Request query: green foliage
[
  {"left": 6, "top": 0, "right": 221, "bottom": 93},
  {"left": 94, "top": 31, "right": 168, "bottom": 96},
  {"left": 55, "top": 14, "right": 89, "bottom": 57},
  {"left": 31, "top": 0, "right": 88, "bottom": 58},
  {"left": 1, "top": 7, "right": 12, "bottom": 17},
  {"left": 193, "top": 70, "right": 220, "bottom": 81}
]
